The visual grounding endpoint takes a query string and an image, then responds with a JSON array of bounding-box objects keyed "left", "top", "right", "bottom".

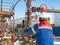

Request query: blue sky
[{"left": 1, "top": 0, "right": 60, "bottom": 19}]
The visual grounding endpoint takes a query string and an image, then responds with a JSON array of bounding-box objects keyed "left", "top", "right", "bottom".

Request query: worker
[{"left": 36, "top": 15, "right": 54, "bottom": 45}]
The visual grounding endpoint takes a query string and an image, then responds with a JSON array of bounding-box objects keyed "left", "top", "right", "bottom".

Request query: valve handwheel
[{"left": 40, "top": 4, "right": 48, "bottom": 12}]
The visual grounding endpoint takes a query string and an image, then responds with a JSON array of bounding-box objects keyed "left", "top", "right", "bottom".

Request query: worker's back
[{"left": 36, "top": 21, "right": 54, "bottom": 45}]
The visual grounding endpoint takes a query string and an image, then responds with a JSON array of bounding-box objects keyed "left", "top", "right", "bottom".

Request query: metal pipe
[
  {"left": 37, "top": 9, "right": 60, "bottom": 13},
  {"left": 47, "top": 9, "right": 60, "bottom": 13}
]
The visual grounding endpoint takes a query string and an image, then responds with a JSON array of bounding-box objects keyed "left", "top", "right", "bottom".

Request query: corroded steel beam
[{"left": 0, "top": 11, "right": 14, "bottom": 16}]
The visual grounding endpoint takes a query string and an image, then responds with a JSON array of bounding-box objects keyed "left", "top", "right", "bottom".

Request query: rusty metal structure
[
  {"left": 0, "top": 0, "right": 21, "bottom": 32},
  {"left": 0, "top": 0, "right": 14, "bottom": 32},
  {"left": 0, "top": 0, "right": 21, "bottom": 44}
]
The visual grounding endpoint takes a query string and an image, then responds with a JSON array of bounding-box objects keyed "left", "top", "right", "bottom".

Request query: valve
[
  {"left": 40, "top": 4, "right": 48, "bottom": 12},
  {"left": 32, "top": 7, "right": 37, "bottom": 12}
]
